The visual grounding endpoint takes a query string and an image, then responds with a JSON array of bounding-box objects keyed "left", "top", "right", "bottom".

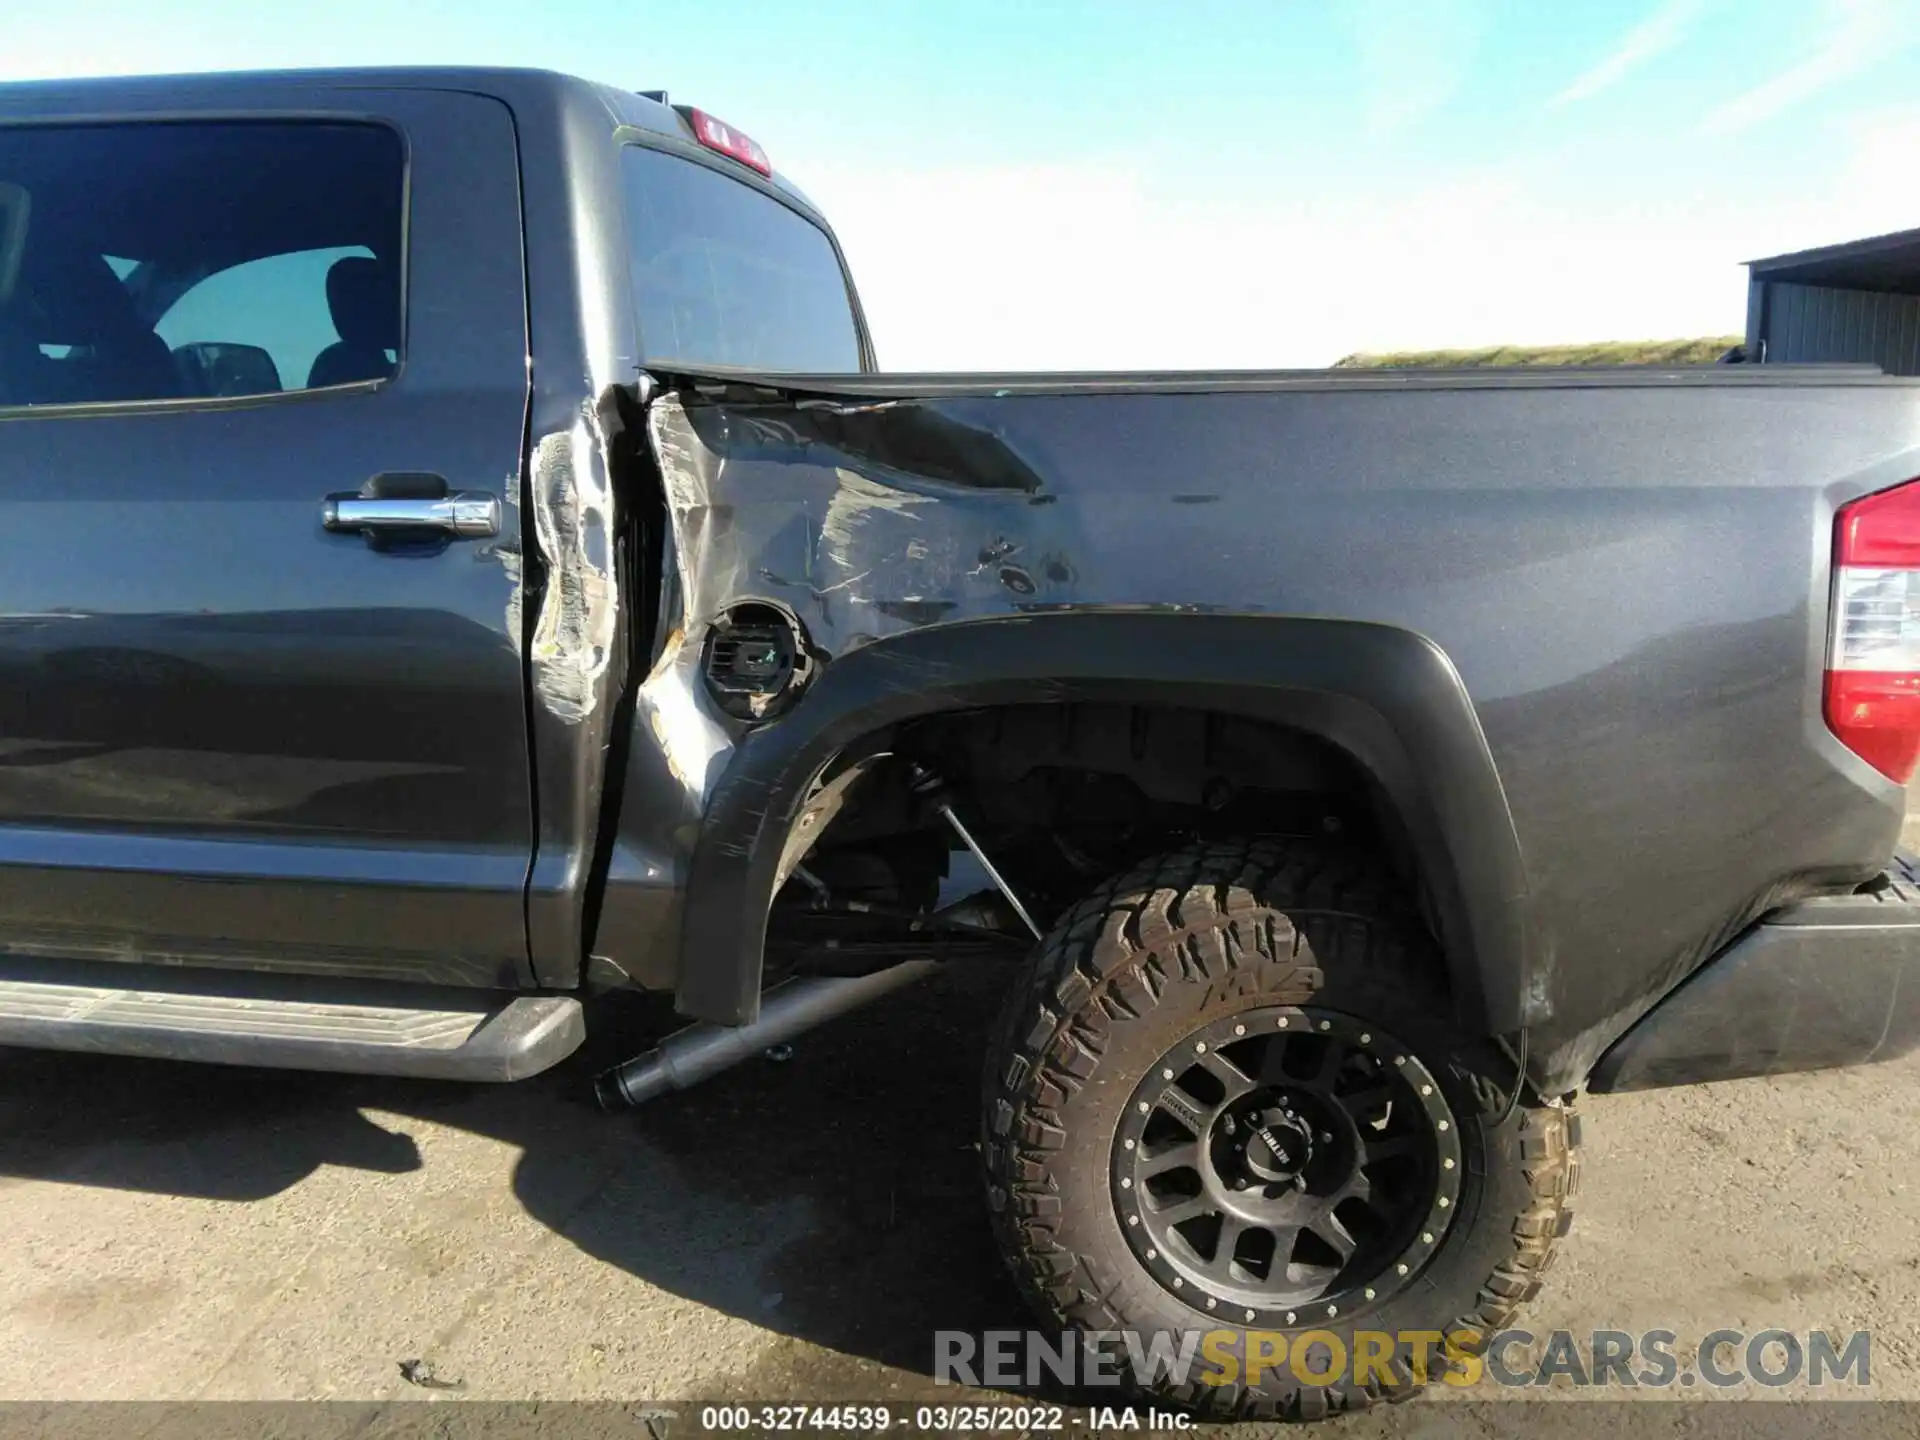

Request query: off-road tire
[{"left": 981, "top": 838, "right": 1578, "bottom": 1421}]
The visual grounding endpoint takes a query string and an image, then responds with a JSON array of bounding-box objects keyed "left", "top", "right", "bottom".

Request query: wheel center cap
[{"left": 1242, "top": 1107, "right": 1315, "bottom": 1182}]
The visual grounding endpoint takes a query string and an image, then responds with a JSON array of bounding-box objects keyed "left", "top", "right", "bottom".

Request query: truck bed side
[{"left": 598, "top": 367, "right": 1920, "bottom": 1091}]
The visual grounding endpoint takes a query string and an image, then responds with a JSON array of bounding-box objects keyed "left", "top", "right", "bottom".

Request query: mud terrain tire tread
[{"left": 980, "top": 837, "right": 1577, "bottom": 1422}]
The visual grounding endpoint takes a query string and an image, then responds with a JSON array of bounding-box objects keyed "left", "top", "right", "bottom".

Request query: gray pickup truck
[{"left": 3, "top": 66, "right": 1918, "bottom": 1421}]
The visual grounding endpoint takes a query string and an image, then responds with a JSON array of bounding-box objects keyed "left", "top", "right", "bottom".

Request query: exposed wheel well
[
  {"left": 671, "top": 614, "right": 1524, "bottom": 1032},
  {"left": 769, "top": 701, "right": 1442, "bottom": 988}
]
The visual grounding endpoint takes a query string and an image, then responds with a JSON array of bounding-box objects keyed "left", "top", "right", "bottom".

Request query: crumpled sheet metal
[
  {"left": 644, "top": 392, "right": 1083, "bottom": 666},
  {"left": 528, "top": 404, "right": 618, "bottom": 724}
]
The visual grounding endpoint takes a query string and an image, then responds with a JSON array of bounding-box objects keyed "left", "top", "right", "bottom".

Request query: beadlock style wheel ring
[{"left": 1111, "top": 1006, "right": 1461, "bottom": 1326}]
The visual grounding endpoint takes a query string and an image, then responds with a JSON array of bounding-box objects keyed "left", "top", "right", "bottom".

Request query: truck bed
[
  {"left": 663, "top": 360, "right": 1903, "bottom": 394},
  {"left": 626, "top": 360, "right": 1920, "bottom": 1090}
]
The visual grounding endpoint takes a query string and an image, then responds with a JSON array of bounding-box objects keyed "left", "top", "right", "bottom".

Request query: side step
[{"left": 0, "top": 956, "right": 583, "bottom": 1082}]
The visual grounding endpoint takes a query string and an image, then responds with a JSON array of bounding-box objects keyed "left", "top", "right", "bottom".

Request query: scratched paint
[
  {"left": 527, "top": 405, "right": 617, "bottom": 724},
  {"left": 645, "top": 392, "right": 1080, "bottom": 662},
  {"left": 635, "top": 629, "right": 734, "bottom": 800},
  {"left": 631, "top": 372, "right": 1920, "bottom": 1091}
]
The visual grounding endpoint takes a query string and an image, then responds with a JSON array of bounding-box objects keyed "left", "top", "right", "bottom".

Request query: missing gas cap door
[{"left": 702, "top": 603, "right": 814, "bottom": 721}]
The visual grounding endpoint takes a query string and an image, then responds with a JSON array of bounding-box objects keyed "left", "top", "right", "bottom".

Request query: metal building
[{"left": 1745, "top": 227, "right": 1920, "bottom": 374}]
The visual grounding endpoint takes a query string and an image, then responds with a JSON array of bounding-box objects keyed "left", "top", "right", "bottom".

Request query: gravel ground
[{"left": 1, "top": 822, "right": 1918, "bottom": 1434}]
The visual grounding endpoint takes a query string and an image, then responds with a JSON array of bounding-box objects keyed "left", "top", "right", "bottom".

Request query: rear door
[{"left": 0, "top": 90, "right": 534, "bottom": 987}]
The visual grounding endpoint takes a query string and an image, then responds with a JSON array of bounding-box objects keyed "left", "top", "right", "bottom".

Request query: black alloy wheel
[{"left": 1113, "top": 1006, "right": 1460, "bottom": 1328}]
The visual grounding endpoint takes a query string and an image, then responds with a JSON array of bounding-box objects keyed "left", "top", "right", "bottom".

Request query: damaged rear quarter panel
[
  {"left": 649, "top": 391, "right": 1085, "bottom": 660},
  {"left": 589, "top": 391, "right": 1091, "bottom": 988},
  {"left": 629, "top": 375, "right": 1920, "bottom": 1089}
]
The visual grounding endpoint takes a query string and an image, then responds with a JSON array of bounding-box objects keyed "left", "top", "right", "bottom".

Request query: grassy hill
[{"left": 1333, "top": 336, "right": 1743, "bottom": 368}]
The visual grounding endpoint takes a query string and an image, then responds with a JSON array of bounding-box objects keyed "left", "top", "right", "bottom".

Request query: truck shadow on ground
[{"left": 0, "top": 962, "right": 1030, "bottom": 1384}]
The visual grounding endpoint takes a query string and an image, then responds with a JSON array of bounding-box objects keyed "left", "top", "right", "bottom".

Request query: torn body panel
[
  {"left": 588, "top": 371, "right": 1920, "bottom": 1094},
  {"left": 588, "top": 391, "right": 1090, "bottom": 989},
  {"left": 647, "top": 392, "right": 1080, "bottom": 659}
]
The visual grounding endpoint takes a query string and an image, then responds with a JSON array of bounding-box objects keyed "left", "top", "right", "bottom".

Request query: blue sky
[{"left": 10, "top": 0, "right": 1920, "bottom": 367}]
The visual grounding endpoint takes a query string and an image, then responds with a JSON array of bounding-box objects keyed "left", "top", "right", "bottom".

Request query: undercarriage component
[
  {"left": 909, "top": 764, "right": 1043, "bottom": 940},
  {"left": 595, "top": 958, "right": 938, "bottom": 1108}
]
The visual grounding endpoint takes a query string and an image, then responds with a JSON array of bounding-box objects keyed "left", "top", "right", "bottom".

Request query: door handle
[{"left": 322, "top": 493, "right": 500, "bottom": 539}]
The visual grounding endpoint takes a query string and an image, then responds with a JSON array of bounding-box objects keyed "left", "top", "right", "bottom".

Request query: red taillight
[
  {"left": 1826, "top": 479, "right": 1920, "bottom": 783},
  {"left": 686, "top": 108, "right": 772, "bottom": 176}
]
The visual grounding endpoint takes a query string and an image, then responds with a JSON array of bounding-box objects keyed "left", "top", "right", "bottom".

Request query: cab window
[
  {"left": 622, "top": 144, "right": 861, "bottom": 373},
  {"left": 0, "top": 122, "right": 403, "bottom": 407}
]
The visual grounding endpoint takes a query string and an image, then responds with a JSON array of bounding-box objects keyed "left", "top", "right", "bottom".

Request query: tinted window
[
  {"left": 157, "top": 245, "right": 378, "bottom": 396},
  {"left": 622, "top": 145, "right": 861, "bottom": 372},
  {"left": 0, "top": 123, "right": 403, "bottom": 407}
]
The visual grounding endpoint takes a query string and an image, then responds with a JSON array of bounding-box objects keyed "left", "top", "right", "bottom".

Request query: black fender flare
[{"left": 676, "top": 613, "right": 1534, "bottom": 1035}]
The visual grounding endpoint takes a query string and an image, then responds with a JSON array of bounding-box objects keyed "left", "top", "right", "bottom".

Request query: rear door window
[
  {"left": 621, "top": 144, "right": 861, "bottom": 373},
  {"left": 0, "top": 122, "right": 403, "bottom": 407}
]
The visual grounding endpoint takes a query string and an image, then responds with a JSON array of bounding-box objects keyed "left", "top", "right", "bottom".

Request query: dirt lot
[{"left": 2, "top": 827, "right": 1919, "bottom": 1432}]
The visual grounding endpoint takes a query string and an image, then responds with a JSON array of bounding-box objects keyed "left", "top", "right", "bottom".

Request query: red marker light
[
  {"left": 1827, "top": 478, "right": 1920, "bottom": 783},
  {"left": 686, "top": 108, "right": 771, "bottom": 176}
]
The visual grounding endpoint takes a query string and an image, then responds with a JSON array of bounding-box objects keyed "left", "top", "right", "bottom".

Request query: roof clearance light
[{"left": 687, "top": 108, "right": 771, "bottom": 176}]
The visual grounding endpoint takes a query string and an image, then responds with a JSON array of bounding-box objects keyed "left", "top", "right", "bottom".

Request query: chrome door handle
[{"left": 322, "top": 493, "right": 500, "bottom": 538}]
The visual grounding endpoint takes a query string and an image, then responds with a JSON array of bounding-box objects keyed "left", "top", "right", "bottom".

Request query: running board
[{"left": 0, "top": 956, "right": 583, "bottom": 1081}]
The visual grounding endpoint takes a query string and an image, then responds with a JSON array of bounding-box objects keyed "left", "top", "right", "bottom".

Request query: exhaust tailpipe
[{"left": 595, "top": 959, "right": 940, "bottom": 1109}]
